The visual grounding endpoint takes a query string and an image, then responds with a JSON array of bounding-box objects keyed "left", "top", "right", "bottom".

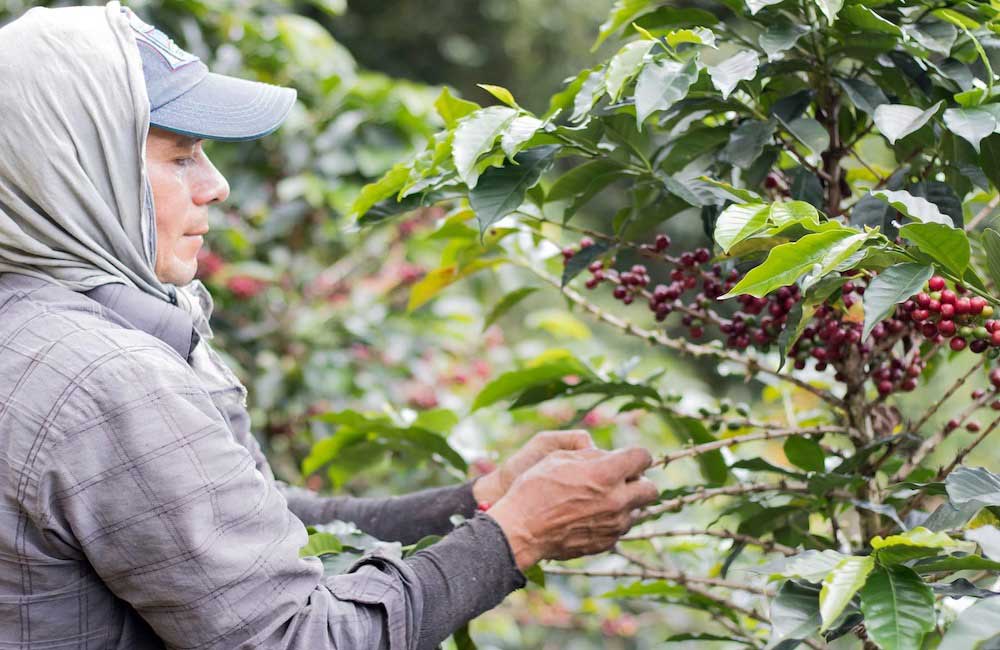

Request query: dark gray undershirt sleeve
[
  {"left": 404, "top": 512, "right": 527, "bottom": 649},
  {"left": 279, "top": 480, "right": 480, "bottom": 545}
]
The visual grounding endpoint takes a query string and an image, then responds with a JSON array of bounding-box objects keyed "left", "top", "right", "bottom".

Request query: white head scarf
[{"left": 0, "top": 2, "right": 248, "bottom": 406}]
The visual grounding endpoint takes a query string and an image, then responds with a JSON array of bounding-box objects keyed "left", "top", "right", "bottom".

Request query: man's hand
[
  {"left": 472, "top": 429, "right": 595, "bottom": 505},
  {"left": 486, "top": 446, "right": 658, "bottom": 571}
]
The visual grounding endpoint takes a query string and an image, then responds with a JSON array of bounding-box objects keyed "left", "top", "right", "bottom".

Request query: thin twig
[
  {"left": 965, "top": 194, "right": 1000, "bottom": 232},
  {"left": 622, "top": 527, "right": 798, "bottom": 556},
  {"left": 640, "top": 481, "right": 852, "bottom": 520},
  {"left": 891, "top": 384, "right": 992, "bottom": 483},
  {"left": 657, "top": 427, "right": 849, "bottom": 466},
  {"left": 544, "top": 565, "right": 774, "bottom": 598},
  {"left": 519, "top": 262, "right": 845, "bottom": 408},
  {"left": 911, "top": 359, "right": 986, "bottom": 434},
  {"left": 939, "top": 413, "right": 1000, "bottom": 477}
]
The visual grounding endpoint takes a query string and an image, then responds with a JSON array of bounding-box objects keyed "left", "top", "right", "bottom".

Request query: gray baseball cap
[{"left": 125, "top": 8, "right": 296, "bottom": 142}]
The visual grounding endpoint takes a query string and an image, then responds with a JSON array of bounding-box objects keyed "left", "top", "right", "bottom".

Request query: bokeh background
[{"left": 1, "top": 1, "right": 994, "bottom": 647}]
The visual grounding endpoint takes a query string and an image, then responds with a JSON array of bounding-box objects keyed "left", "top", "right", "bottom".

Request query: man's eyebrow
[{"left": 171, "top": 134, "right": 201, "bottom": 149}]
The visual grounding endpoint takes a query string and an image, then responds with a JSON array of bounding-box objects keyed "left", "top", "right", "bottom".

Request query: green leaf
[
  {"left": 477, "top": 84, "right": 520, "bottom": 109},
  {"left": 605, "top": 40, "right": 655, "bottom": 101},
  {"left": 666, "top": 27, "right": 717, "bottom": 48},
  {"left": 947, "top": 466, "right": 1000, "bottom": 506},
  {"left": 767, "top": 581, "right": 822, "bottom": 650},
  {"left": 593, "top": 0, "right": 652, "bottom": 50},
  {"left": 634, "top": 58, "right": 699, "bottom": 127},
  {"left": 898, "top": 222, "right": 971, "bottom": 275},
  {"left": 660, "top": 412, "right": 729, "bottom": 485},
  {"left": 836, "top": 78, "right": 889, "bottom": 114},
  {"left": 872, "top": 102, "right": 943, "bottom": 145},
  {"left": 453, "top": 106, "right": 519, "bottom": 189},
  {"left": 979, "top": 134, "right": 1000, "bottom": 190},
  {"left": 784, "top": 117, "right": 829, "bottom": 157},
  {"left": 759, "top": 23, "right": 810, "bottom": 60},
  {"left": 667, "top": 633, "right": 754, "bottom": 646},
  {"left": 523, "top": 564, "right": 546, "bottom": 587},
  {"left": 722, "top": 228, "right": 857, "bottom": 298},
  {"left": 747, "top": 0, "right": 784, "bottom": 15},
  {"left": 938, "top": 597, "right": 1000, "bottom": 650},
  {"left": 300, "top": 532, "right": 344, "bottom": 558},
  {"left": 714, "top": 202, "right": 769, "bottom": 253},
  {"left": 501, "top": 115, "right": 544, "bottom": 159},
  {"left": 859, "top": 566, "right": 935, "bottom": 650},
  {"left": 562, "top": 240, "right": 611, "bottom": 287},
  {"left": 756, "top": 549, "right": 850, "bottom": 582},
  {"left": 943, "top": 108, "right": 997, "bottom": 153},
  {"left": 435, "top": 87, "right": 480, "bottom": 128},
  {"left": 472, "top": 351, "right": 592, "bottom": 410},
  {"left": 814, "top": 0, "right": 844, "bottom": 24},
  {"left": 914, "top": 554, "right": 1000, "bottom": 572},
  {"left": 483, "top": 287, "right": 539, "bottom": 331},
  {"left": 841, "top": 5, "right": 903, "bottom": 36},
  {"left": 871, "top": 527, "right": 974, "bottom": 565},
  {"left": 861, "top": 263, "right": 934, "bottom": 339},
  {"left": 719, "top": 120, "right": 777, "bottom": 169},
  {"left": 349, "top": 163, "right": 411, "bottom": 221},
  {"left": 469, "top": 145, "right": 558, "bottom": 236},
  {"left": 982, "top": 229, "right": 1000, "bottom": 289},
  {"left": 870, "top": 189, "right": 953, "bottom": 226},
  {"left": 601, "top": 579, "right": 687, "bottom": 600},
  {"left": 547, "top": 159, "right": 628, "bottom": 211},
  {"left": 784, "top": 436, "right": 826, "bottom": 472},
  {"left": 966, "top": 525, "right": 1000, "bottom": 560},
  {"left": 708, "top": 50, "right": 759, "bottom": 100},
  {"left": 819, "top": 555, "right": 874, "bottom": 632},
  {"left": 570, "top": 68, "right": 607, "bottom": 123}
]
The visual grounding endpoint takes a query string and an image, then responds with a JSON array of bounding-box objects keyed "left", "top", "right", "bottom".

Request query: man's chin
[{"left": 155, "top": 261, "right": 199, "bottom": 287}]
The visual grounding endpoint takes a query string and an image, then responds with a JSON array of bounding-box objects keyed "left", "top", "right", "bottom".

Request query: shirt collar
[{"left": 84, "top": 282, "right": 199, "bottom": 361}]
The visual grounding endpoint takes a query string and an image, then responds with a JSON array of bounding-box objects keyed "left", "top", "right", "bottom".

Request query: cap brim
[{"left": 149, "top": 72, "right": 296, "bottom": 142}]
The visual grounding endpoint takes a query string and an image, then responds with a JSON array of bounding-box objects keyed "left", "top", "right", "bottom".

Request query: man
[{"left": 0, "top": 3, "right": 659, "bottom": 648}]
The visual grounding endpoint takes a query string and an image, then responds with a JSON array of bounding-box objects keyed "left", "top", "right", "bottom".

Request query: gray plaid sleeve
[{"left": 42, "top": 346, "right": 424, "bottom": 649}]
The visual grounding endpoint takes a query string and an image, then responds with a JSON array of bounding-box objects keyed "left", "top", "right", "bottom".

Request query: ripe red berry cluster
[
  {"left": 904, "top": 275, "right": 996, "bottom": 354},
  {"left": 562, "top": 236, "right": 1000, "bottom": 399}
]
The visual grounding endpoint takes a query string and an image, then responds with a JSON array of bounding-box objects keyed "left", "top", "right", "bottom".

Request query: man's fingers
[
  {"left": 538, "top": 429, "right": 595, "bottom": 451},
  {"left": 619, "top": 477, "right": 659, "bottom": 511},
  {"left": 593, "top": 446, "right": 653, "bottom": 483}
]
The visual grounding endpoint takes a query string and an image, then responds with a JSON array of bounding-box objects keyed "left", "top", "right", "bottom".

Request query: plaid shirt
[{"left": 0, "top": 273, "right": 523, "bottom": 649}]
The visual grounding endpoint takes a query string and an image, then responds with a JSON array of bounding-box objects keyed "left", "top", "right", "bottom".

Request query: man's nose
[{"left": 194, "top": 157, "right": 230, "bottom": 206}]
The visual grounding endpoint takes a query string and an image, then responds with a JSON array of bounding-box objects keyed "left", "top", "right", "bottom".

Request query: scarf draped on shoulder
[{"left": 0, "top": 1, "right": 248, "bottom": 406}]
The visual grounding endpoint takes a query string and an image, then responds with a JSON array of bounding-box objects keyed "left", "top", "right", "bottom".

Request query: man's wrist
[
  {"left": 485, "top": 499, "right": 543, "bottom": 571},
  {"left": 472, "top": 470, "right": 504, "bottom": 506}
]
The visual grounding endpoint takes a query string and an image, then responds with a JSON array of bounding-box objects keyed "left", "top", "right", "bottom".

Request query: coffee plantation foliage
[{"left": 351, "top": 0, "right": 1000, "bottom": 646}]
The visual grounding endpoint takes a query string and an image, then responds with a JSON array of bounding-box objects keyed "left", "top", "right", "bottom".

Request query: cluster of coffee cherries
[
  {"left": 560, "top": 236, "right": 1000, "bottom": 399},
  {"left": 904, "top": 276, "right": 995, "bottom": 352},
  {"left": 563, "top": 234, "right": 799, "bottom": 347}
]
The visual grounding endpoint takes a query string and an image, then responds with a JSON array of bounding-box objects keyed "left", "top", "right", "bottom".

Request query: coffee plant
[{"left": 352, "top": 0, "right": 1000, "bottom": 646}]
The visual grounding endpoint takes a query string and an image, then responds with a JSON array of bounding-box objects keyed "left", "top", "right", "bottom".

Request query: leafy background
[{"left": 4, "top": 0, "right": 1000, "bottom": 648}]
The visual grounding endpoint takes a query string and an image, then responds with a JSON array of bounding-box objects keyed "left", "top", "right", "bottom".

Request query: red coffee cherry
[{"left": 928, "top": 276, "right": 946, "bottom": 292}]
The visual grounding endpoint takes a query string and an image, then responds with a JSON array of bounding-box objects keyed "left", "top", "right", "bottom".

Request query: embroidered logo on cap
[{"left": 124, "top": 8, "right": 199, "bottom": 71}]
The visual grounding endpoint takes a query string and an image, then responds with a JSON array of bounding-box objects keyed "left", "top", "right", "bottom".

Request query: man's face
[{"left": 146, "top": 127, "right": 229, "bottom": 285}]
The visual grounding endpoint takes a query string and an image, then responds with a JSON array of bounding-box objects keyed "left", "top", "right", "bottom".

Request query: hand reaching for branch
[
  {"left": 487, "top": 446, "right": 658, "bottom": 571},
  {"left": 472, "top": 429, "right": 596, "bottom": 505}
]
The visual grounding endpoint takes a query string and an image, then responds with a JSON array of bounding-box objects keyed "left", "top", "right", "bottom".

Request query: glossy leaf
[
  {"left": 473, "top": 351, "right": 592, "bottom": 410},
  {"left": 722, "top": 228, "right": 858, "bottom": 298},
  {"left": 943, "top": 108, "right": 997, "bottom": 153},
  {"left": 634, "top": 58, "right": 699, "bottom": 127},
  {"left": 767, "top": 581, "right": 822, "bottom": 650},
  {"left": 819, "top": 555, "right": 874, "bottom": 632},
  {"left": 708, "top": 50, "right": 759, "bottom": 100},
  {"left": 453, "top": 106, "right": 519, "bottom": 188},
  {"left": 605, "top": 40, "right": 654, "bottom": 100},
  {"left": 469, "top": 145, "right": 558, "bottom": 235},
  {"left": 784, "top": 436, "right": 826, "bottom": 472},
  {"left": 873, "top": 101, "right": 943, "bottom": 145},
  {"left": 898, "top": 222, "right": 971, "bottom": 275},
  {"left": 859, "top": 565, "right": 935, "bottom": 650},
  {"left": 870, "top": 189, "right": 953, "bottom": 226},
  {"left": 946, "top": 466, "right": 1000, "bottom": 506},
  {"left": 938, "top": 597, "right": 1000, "bottom": 650},
  {"left": 982, "top": 229, "right": 1000, "bottom": 289},
  {"left": 719, "top": 120, "right": 777, "bottom": 169},
  {"left": 714, "top": 202, "right": 769, "bottom": 253},
  {"left": 861, "top": 263, "right": 934, "bottom": 339}
]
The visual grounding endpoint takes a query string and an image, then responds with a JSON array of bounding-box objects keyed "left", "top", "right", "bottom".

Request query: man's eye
[{"left": 174, "top": 157, "right": 195, "bottom": 167}]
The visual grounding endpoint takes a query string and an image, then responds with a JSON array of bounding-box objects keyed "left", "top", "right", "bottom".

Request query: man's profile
[{"left": 0, "top": 3, "right": 658, "bottom": 647}]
